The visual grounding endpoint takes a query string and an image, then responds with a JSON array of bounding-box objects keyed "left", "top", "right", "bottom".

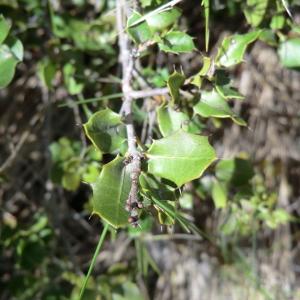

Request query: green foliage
[
  {"left": 50, "top": 137, "right": 101, "bottom": 191},
  {"left": 92, "top": 156, "right": 131, "bottom": 228},
  {"left": 83, "top": 108, "right": 126, "bottom": 154},
  {"left": 0, "top": 15, "right": 23, "bottom": 88},
  {"left": 147, "top": 130, "right": 216, "bottom": 187}
]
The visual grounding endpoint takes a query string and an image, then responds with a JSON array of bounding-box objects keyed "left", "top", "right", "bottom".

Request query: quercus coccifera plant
[{"left": 82, "top": 0, "right": 261, "bottom": 229}]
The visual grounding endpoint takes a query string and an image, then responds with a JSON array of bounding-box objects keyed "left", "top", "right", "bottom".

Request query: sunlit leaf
[
  {"left": 146, "top": 8, "right": 181, "bottom": 32},
  {"left": 216, "top": 31, "right": 261, "bottom": 67},
  {"left": 278, "top": 38, "right": 300, "bottom": 68},
  {"left": 147, "top": 130, "right": 216, "bottom": 186},
  {"left": 159, "top": 31, "right": 196, "bottom": 54},
  {"left": 157, "top": 105, "right": 189, "bottom": 136},
  {"left": 212, "top": 180, "right": 227, "bottom": 208},
  {"left": 194, "top": 89, "right": 246, "bottom": 125},
  {"left": 0, "top": 15, "right": 11, "bottom": 44},
  {"left": 92, "top": 156, "right": 131, "bottom": 228}
]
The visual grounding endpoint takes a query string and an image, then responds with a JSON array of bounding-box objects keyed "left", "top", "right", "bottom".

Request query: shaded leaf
[
  {"left": 159, "top": 31, "right": 196, "bottom": 54},
  {"left": 127, "top": 11, "right": 153, "bottom": 44},
  {"left": 84, "top": 108, "right": 126, "bottom": 154},
  {"left": 147, "top": 130, "right": 216, "bottom": 186},
  {"left": 216, "top": 158, "right": 254, "bottom": 186},
  {"left": 216, "top": 31, "right": 261, "bottom": 67},
  {"left": 167, "top": 71, "right": 185, "bottom": 105},
  {"left": 92, "top": 156, "right": 131, "bottom": 228}
]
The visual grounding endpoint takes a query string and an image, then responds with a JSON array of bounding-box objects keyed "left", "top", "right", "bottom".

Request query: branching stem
[{"left": 116, "top": 0, "right": 142, "bottom": 226}]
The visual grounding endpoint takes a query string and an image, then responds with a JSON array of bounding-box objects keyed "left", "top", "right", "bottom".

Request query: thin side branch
[{"left": 116, "top": 0, "right": 142, "bottom": 227}]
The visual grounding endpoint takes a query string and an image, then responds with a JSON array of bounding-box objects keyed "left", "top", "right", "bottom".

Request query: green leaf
[
  {"left": 215, "top": 158, "right": 254, "bottom": 186},
  {"left": 270, "top": 14, "right": 285, "bottom": 30},
  {"left": 63, "top": 63, "right": 84, "bottom": 95},
  {"left": 0, "top": 37, "right": 23, "bottom": 89},
  {"left": 215, "top": 71, "right": 244, "bottom": 100},
  {"left": 127, "top": 12, "right": 153, "bottom": 44},
  {"left": 0, "top": 15, "right": 11, "bottom": 44},
  {"left": 38, "top": 59, "right": 56, "bottom": 89},
  {"left": 167, "top": 71, "right": 185, "bottom": 105},
  {"left": 92, "top": 156, "right": 131, "bottom": 228},
  {"left": 159, "top": 31, "right": 196, "bottom": 54},
  {"left": 190, "top": 56, "right": 212, "bottom": 87},
  {"left": 157, "top": 105, "right": 189, "bottom": 136},
  {"left": 216, "top": 31, "right": 261, "bottom": 67},
  {"left": 146, "top": 8, "right": 181, "bottom": 32},
  {"left": 147, "top": 130, "right": 216, "bottom": 186},
  {"left": 243, "top": 0, "right": 268, "bottom": 27},
  {"left": 193, "top": 89, "right": 246, "bottom": 125},
  {"left": 83, "top": 108, "right": 126, "bottom": 154},
  {"left": 278, "top": 38, "right": 300, "bottom": 68},
  {"left": 212, "top": 180, "right": 227, "bottom": 208}
]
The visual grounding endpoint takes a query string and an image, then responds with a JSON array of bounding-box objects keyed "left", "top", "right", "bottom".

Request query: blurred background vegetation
[{"left": 1, "top": 0, "right": 300, "bottom": 299}]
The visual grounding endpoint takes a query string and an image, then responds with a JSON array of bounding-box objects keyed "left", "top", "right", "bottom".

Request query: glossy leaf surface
[
  {"left": 147, "top": 130, "right": 216, "bottom": 186},
  {"left": 216, "top": 31, "right": 261, "bottom": 67},
  {"left": 92, "top": 156, "right": 131, "bottom": 228}
]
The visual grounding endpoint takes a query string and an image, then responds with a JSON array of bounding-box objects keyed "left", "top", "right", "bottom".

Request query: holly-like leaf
[
  {"left": 243, "top": 0, "right": 268, "bottom": 27},
  {"left": 278, "top": 38, "right": 300, "bottom": 69},
  {"left": 157, "top": 105, "right": 189, "bottom": 136},
  {"left": 84, "top": 108, "right": 126, "bottom": 154},
  {"left": 92, "top": 156, "right": 131, "bottom": 228},
  {"left": 146, "top": 130, "right": 216, "bottom": 186},
  {"left": 146, "top": 7, "right": 181, "bottom": 32},
  {"left": 167, "top": 71, "right": 185, "bottom": 105},
  {"left": 193, "top": 89, "right": 246, "bottom": 126},
  {"left": 159, "top": 31, "right": 196, "bottom": 54},
  {"left": 216, "top": 31, "right": 261, "bottom": 67},
  {"left": 0, "top": 15, "right": 11, "bottom": 44},
  {"left": 127, "top": 11, "right": 153, "bottom": 44}
]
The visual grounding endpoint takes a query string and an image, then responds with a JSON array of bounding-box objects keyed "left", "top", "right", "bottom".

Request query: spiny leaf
[
  {"left": 216, "top": 31, "right": 261, "bottom": 67},
  {"left": 147, "top": 130, "right": 216, "bottom": 186},
  {"left": 92, "top": 156, "right": 131, "bottom": 228},
  {"left": 167, "top": 70, "right": 185, "bottom": 105}
]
